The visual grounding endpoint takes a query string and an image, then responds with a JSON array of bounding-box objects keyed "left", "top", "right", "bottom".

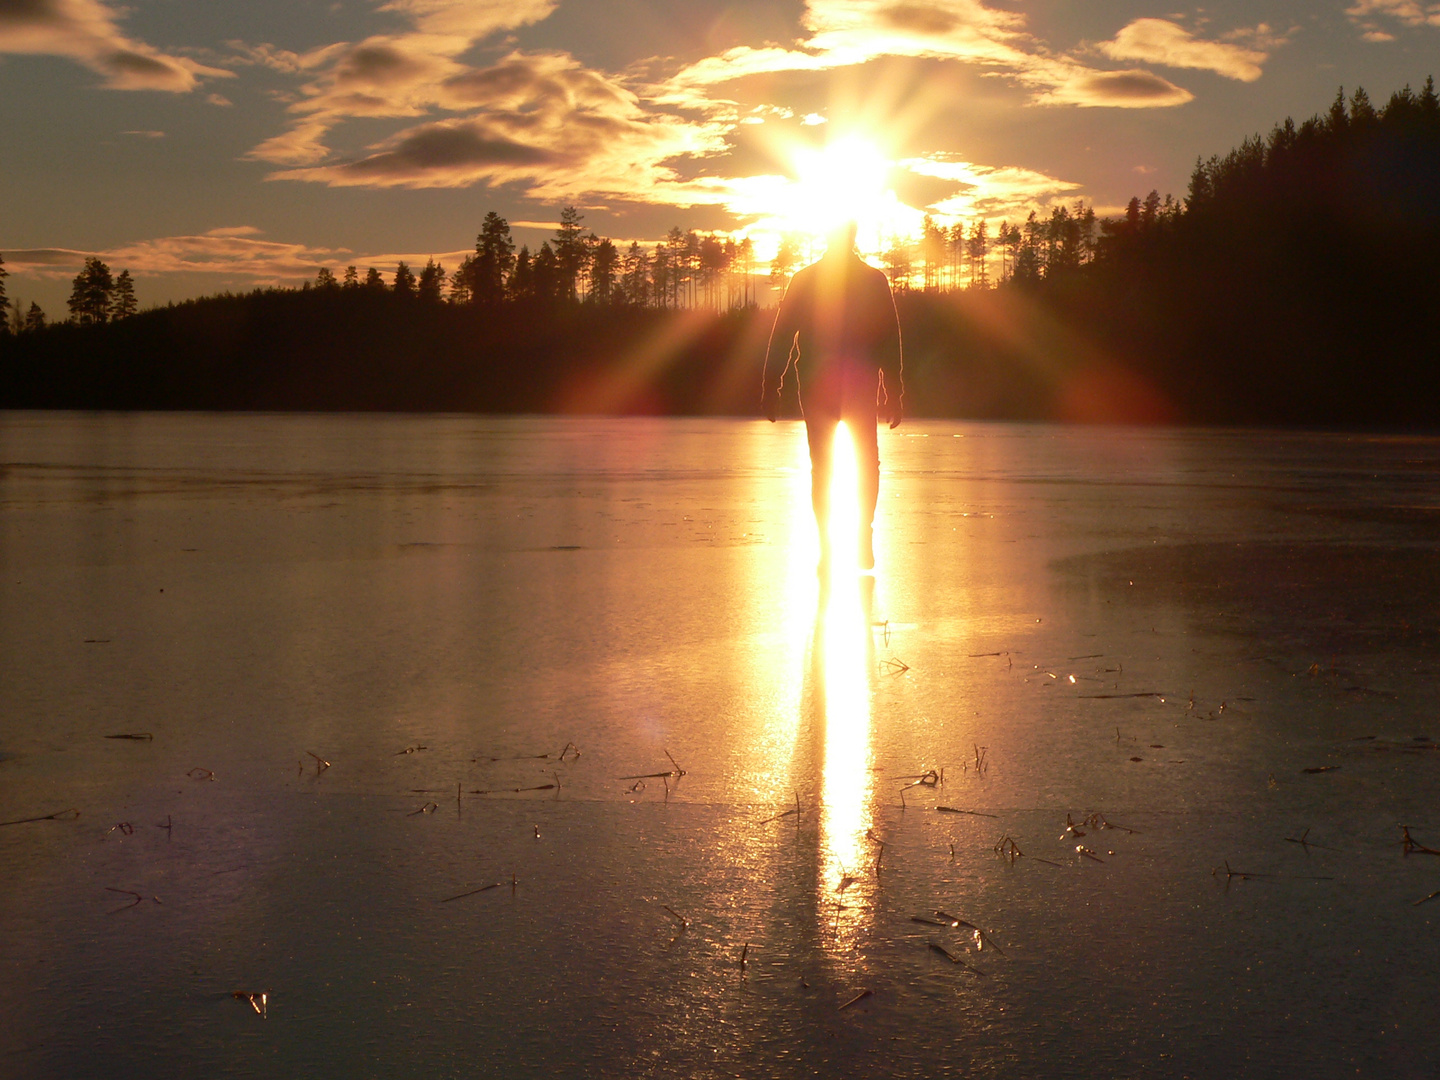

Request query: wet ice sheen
[{"left": 1, "top": 413, "right": 1438, "bottom": 1079}]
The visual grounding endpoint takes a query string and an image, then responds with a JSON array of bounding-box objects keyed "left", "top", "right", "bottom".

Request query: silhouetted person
[{"left": 762, "top": 221, "right": 903, "bottom": 570}]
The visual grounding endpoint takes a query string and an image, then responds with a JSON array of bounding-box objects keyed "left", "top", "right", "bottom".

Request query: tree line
[
  {"left": 0, "top": 253, "right": 139, "bottom": 336},
  {"left": 1012, "top": 77, "right": 1440, "bottom": 425},
  {"left": 314, "top": 207, "right": 760, "bottom": 311}
]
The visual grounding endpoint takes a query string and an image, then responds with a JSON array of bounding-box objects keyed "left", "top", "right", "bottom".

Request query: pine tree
[
  {"left": 553, "top": 207, "right": 587, "bottom": 302},
  {"left": 1349, "top": 86, "right": 1377, "bottom": 125},
  {"left": 1012, "top": 214, "right": 1042, "bottom": 284},
  {"left": 315, "top": 267, "right": 338, "bottom": 289},
  {"left": 343, "top": 266, "right": 359, "bottom": 288},
  {"left": 665, "top": 227, "right": 690, "bottom": 307},
  {"left": 472, "top": 211, "right": 515, "bottom": 305},
  {"left": 24, "top": 302, "right": 46, "bottom": 333},
  {"left": 769, "top": 234, "right": 800, "bottom": 292},
  {"left": 737, "top": 236, "right": 755, "bottom": 306},
  {"left": 621, "top": 242, "right": 650, "bottom": 307},
  {"left": 392, "top": 262, "right": 416, "bottom": 296},
  {"left": 507, "top": 246, "right": 533, "bottom": 301},
  {"left": 697, "top": 235, "right": 724, "bottom": 309},
  {"left": 0, "top": 253, "right": 8, "bottom": 337},
  {"left": 449, "top": 257, "right": 474, "bottom": 303},
  {"left": 590, "top": 238, "right": 618, "bottom": 305},
  {"left": 882, "top": 237, "right": 913, "bottom": 290},
  {"left": 650, "top": 243, "right": 670, "bottom": 308},
  {"left": 110, "top": 269, "right": 137, "bottom": 319},
  {"left": 531, "top": 242, "right": 559, "bottom": 303},
  {"left": 966, "top": 219, "right": 990, "bottom": 287},
  {"left": 364, "top": 267, "right": 384, "bottom": 289},
  {"left": 416, "top": 259, "right": 445, "bottom": 303},
  {"left": 68, "top": 257, "right": 114, "bottom": 324},
  {"left": 921, "top": 215, "right": 945, "bottom": 290}
]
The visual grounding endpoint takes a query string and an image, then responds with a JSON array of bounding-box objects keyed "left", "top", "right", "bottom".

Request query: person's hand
[
  {"left": 763, "top": 391, "right": 779, "bottom": 422},
  {"left": 887, "top": 401, "right": 903, "bottom": 429}
]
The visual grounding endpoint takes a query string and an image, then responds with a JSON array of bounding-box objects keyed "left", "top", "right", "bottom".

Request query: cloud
[
  {"left": 226, "top": 39, "right": 350, "bottom": 74},
  {"left": 283, "top": 120, "right": 558, "bottom": 187},
  {"left": 243, "top": 0, "right": 559, "bottom": 165},
  {"left": 899, "top": 155, "right": 1082, "bottom": 219},
  {"left": 0, "top": 247, "right": 79, "bottom": 268},
  {"left": 244, "top": 0, "right": 1179, "bottom": 231},
  {"left": 437, "top": 51, "right": 633, "bottom": 113},
  {"left": 120, "top": 129, "right": 164, "bottom": 138},
  {"left": 1345, "top": 1, "right": 1440, "bottom": 33},
  {"left": 0, "top": 0, "right": 230, "bottom": 90},
  {"left": 657, "top": 0, "right": 1032, "bottom": 104},
  {"left": 378, "top": 0, "right": 560, "bottom": 39},
  {"left": 206, "top": 93, "right": 232, "bottom": 106},
  {"left": 1036, "top": 67, "right": 1194, "bottom": 108},
  {"left": 272, "top": 56, "right": 729, "bottom": 201},
  {"left": 658, "top": 0, "right": 1194, "bottom": 111},
  {"left": 3, "top": 232, "right": 470, "bottom": 285},
  {"left": 1097, "top": 19, "right": 1277, "bottom": 82}
]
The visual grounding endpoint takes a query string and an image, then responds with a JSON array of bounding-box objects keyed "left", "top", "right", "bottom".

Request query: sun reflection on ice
[{"left": 817, "top": 422, "right": 876, "bottom": 948}]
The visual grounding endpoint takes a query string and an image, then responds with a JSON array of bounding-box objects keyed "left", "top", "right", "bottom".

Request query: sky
[{"left": 3, "top": 0, "right": 1440, "bottom": 315}]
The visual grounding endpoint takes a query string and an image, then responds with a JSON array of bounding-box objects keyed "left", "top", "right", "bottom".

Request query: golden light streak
[{"left": 817, "top": 422, "right": 875, "bottom": 948}]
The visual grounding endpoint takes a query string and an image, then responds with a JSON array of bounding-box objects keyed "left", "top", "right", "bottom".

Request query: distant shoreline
[{"left": 4, "top": 285, "right": 1438, "bottom": 428}]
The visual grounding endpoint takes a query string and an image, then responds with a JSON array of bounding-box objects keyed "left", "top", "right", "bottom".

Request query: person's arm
[
  {"left": 875, "top": 272, "right": 904, "bottom": 428},
  {"left": 761, "top": 271, "right": 805, "bottom": 421}
]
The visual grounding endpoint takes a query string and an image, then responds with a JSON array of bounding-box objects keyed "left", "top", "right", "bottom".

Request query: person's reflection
[
  {"left": 762, "top": 220, "right": 904, "bottom": 571},
  {"left": 799, "top": 570, "right": 878, "bottom": 950}
]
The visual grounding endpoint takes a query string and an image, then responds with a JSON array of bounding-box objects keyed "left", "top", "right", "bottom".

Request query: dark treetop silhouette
[{"left": 762, "top": 222, "right": 904, "bottom": 571}]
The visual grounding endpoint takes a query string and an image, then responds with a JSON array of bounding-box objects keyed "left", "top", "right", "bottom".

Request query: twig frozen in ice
[
  {"left": 0, "top": 808, "right": 79, "bottom": 827},
  {"left": 439, "top": 883, "right": 500, "bottom": 903},
  {"left": 1401, "top": 825, "right": 1440, "bottom": 856}
]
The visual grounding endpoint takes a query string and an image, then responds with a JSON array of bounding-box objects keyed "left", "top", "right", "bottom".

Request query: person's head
[{"left": 824, "top": 219, "right": 859, "bottom": 256}]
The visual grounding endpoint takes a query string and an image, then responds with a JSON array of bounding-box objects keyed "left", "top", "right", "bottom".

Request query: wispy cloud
[
  {"left": 899, "top": 155, "right": 1081, "bottom": 220},
  {"left": 272, "top": 51, "right": 728, "bottom": 201},
  {"left": 1030, "top": 65, "right": 1194, "bottom": 108},
  {"left": 0, "top": 0, "right": 230, "bottom": 90},
  {"left": 1096, "top": 19, "right": 1285, "bottom": 83},
  {"left": 2, "top": 232, "right": 467, "bottom": 285},
  {"left": 1345, "top": 0, "right": 1440, "bottom": 37}
]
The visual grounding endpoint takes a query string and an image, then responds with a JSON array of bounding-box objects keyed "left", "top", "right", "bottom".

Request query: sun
[{"left": 776, "top": 134, "right": 908, "bottom": 254}]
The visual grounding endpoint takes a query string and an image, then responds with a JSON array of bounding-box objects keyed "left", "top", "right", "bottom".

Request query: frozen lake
[{"left": 2, "top": 413, "right": 1439, "bottom": 1078}]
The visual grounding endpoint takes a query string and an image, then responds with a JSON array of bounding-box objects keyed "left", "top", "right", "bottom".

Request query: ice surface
[{"left": 2, "top": 413, "right": 1439, "bottom": 1078}]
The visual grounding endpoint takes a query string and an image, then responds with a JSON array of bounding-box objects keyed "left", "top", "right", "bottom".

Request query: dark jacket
[{"left": 762, "top": 249, "right": 903, "bottom": 411}]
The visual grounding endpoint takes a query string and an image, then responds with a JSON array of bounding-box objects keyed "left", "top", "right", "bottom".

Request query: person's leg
[
  {"left": 805, "top": 412, "right": 839, "bottom": 562},
  {"left": 850, "top": 409, "right": 880, "bottom": 569}
]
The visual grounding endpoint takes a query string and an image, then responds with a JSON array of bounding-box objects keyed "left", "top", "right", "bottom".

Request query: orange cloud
[
  {"left": 242, "top": 0, "right": 558, "bottom": 166},
  {"left": 1032, "top": 66, "right": 1194, "bottom": 108},
  {"left": 0, "top": 0, "right": 230, "bottom": 91},
  {"left": 1345, "top": 0, "right": 1440, "bottom": 33},
  {"left": 2, "top": 232, "right": 469, "bottom": 286},
  {"left": 1097, "top": 19, "right": 1277, "bottom": 82},
  {"left": 659, "top": 0, "right": 1193, "bottom": 110}
]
